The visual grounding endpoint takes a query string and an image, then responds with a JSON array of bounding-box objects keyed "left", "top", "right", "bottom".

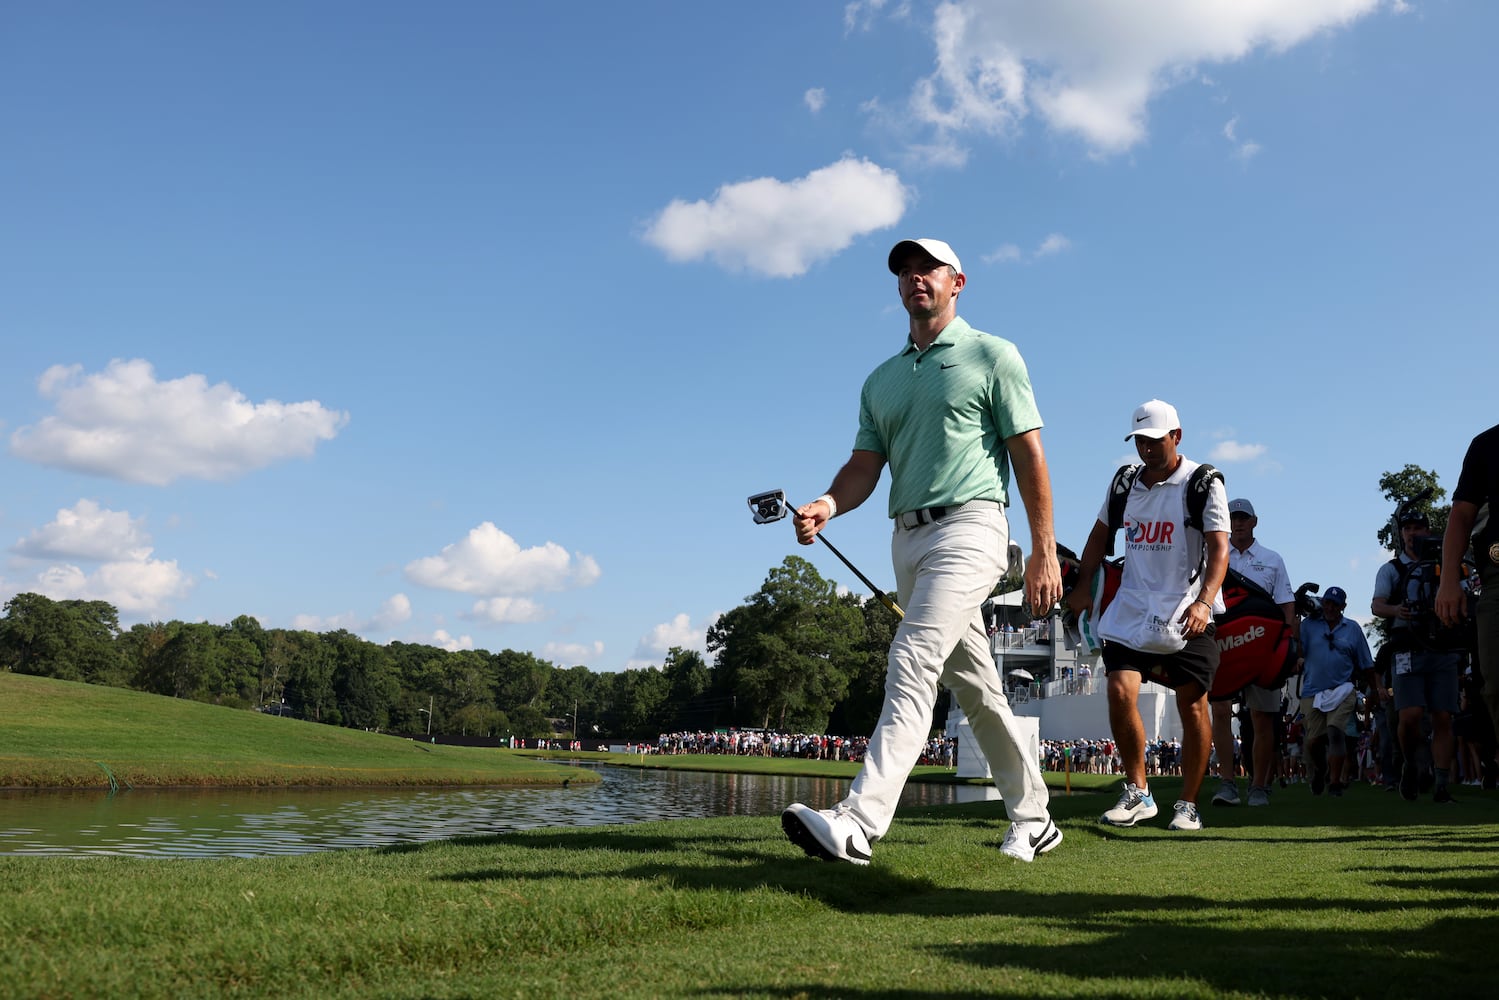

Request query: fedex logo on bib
[{"left": 1125, "top": 518, "right": 1175, "bottom": 551}]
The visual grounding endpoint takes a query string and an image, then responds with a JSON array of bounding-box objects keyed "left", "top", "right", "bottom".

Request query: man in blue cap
[{"left": 1298, "top": 586, "right": 1378, "bottom": 796}]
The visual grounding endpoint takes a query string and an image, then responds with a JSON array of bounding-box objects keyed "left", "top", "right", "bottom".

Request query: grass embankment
[
  {"left": 4, "top": 780, "right": 1496, "bottom": 997},
  {"left": 7, "top": 670, "right": 1497, "bottom": 996},
  {"left": 0, "top": 672, "right": 588, "bottom": 789}
]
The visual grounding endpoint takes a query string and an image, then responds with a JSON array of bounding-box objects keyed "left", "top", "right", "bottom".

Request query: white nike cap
[
  {"left": 1125, "top": 399, "right": 1180, "bottom": 441},
  {"left": 887, "top": 238, "right": 962, "bottom": 275}
]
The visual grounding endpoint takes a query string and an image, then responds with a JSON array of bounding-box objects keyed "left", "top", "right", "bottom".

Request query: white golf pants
[{"left": 840, "top": 502, "right": 1049, "bottom": 838}]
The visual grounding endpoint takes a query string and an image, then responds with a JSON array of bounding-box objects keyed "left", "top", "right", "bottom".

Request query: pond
[{"left": 0, "top": 764, "right": 1000, "bottom": 859}]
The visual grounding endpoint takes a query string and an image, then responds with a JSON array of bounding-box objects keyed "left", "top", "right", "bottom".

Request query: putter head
[{"left": 748, "top": 490, "right": 790, "bottom": 525}]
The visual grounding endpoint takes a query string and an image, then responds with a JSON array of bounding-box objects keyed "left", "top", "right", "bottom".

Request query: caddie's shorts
[
  {"left": 1243, "top": 683, "right": 1285, "bottom": 714},
  {"left": 1104, "top": 625, "right": 1219, "bottom": 695},
  {"left": 1391, "top": 647, "right": 1461, "bottom": 713}
]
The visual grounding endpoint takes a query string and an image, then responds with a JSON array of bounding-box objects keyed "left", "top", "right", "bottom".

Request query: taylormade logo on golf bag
[{"left": 1217, "top": 624, "right": 1266, "bottom": 652}]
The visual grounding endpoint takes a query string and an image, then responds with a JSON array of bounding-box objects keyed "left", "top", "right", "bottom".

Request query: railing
[
  {"left": 1042, "top": 677, "right": 1099, "bottom": 698},
  {"left": 991, "top": 625, "right": 1048, "bottom": 650}
]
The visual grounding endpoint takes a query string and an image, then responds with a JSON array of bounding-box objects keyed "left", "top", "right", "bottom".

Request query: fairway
[
  {"left": 0, "top": 672, "right": 585, "bottom": 789},
  {"left": 4, "top": 777, "right": 1495, "bottom": 998}
]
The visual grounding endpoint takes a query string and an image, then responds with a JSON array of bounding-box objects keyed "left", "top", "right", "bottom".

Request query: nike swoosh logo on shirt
[{"left": 940, "top": 363, "right": 958, "bottom": 370}]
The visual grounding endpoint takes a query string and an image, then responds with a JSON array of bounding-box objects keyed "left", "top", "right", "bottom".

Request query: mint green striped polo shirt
[{"left": 853, "top": 316, "right": 1042, "bottom": 518}]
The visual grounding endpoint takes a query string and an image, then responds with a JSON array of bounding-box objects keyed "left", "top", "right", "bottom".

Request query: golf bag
[
  {"left": 1208, "top": 568, "right": 1299, "bottom": 700},
  {"left": 1060, "top": 554, "right": 1297, "bottom": 699}
]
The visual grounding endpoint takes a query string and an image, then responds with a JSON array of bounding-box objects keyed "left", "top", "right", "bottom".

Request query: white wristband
[{"left": 815, "top": 493, "right": 837, "bottom": 519}]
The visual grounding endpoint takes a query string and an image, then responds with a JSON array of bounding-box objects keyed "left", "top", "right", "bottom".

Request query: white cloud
[
  {"left": 1210, "top": 440, "right": 1269, "bottom": 462},
  {"left": 632, "top": 612, "right": 705, "bottom": 658},
  {"left": 9, "top": 359, "right": 349, "bottom": 485},
  {"left": 804, "top": 87, "right": 827, "bottom": 113},
  {"left": 372, "top": 593, "right": 413, "bottom": 630},
  {"left": 983, "top": 243, "right": 1024, "bottom": 264},
  {"left": 405, "top": 522, "right": 601, "bottom": 597},
  {"left": 292, "top": 610, "right": 356, "bottom": 632},
  {"left": 845, "top": 0, "right": 908, "bottom": 33},
  {"left": 1223, "top": 115, "right": 1263, "bottom": 160},
  {"left": 32, "top": 558, "right": 192, "bottom": 617},
  {"left": 1036, "top": 233, "right": 1072, "bottom": 256},
  {"left": 5, "top": 498, "right": 190, "bottom": 616},
  {"left": 431, "top": 629, "right": 474, "bottom": 652},
  {"left": 465, "top": 596, "right": 549, "bottom": 624},
  {"left": 543, "top": 640, "right": 605, "bottom": 667},
  {"left": 983, "top": 234, "right": 1071, "bottom": 264},
  {"left": 642, "top": 156, "right": 908, "bottom": 278},
  {"left": 625, "top": 611, "right": 718, "bottom": 670},
  {"left": 292, "top": 592, "right": 412, "bottom": 634},
  {"left": 893, "top": 0, "right": 1385, "bottom": 157},
  {"left": 12, "top": 499, "right": 152, "bottom": 562}
]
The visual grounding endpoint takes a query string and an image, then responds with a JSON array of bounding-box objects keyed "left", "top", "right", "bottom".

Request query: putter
[{"left": 747, "top": 490, "right": 905, "bottom": 619}]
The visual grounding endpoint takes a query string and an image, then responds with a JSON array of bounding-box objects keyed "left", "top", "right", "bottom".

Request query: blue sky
[{"left": 2, "top": 1, "right": 1493, "bottom": 670}]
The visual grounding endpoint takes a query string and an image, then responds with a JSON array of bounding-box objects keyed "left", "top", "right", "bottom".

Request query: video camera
[
  {"left": 1389, "top": 492, "right": 1477, "bottom": 654},
  {"left": 1293, "top": 582, "right": 1322, "bottom": 621}
]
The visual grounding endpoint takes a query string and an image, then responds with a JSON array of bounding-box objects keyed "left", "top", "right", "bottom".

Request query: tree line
[{"left": 0, "top": 556, "right": 901, "bottom": 740}]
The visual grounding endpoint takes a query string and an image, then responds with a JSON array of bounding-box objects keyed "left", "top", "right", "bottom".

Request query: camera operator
[
  {"left": 1372, "top": 510, "right": 1461, "bottom": 802},
  {"left": 1438, "top": 423, "right": 1498, "bottom": 747}
]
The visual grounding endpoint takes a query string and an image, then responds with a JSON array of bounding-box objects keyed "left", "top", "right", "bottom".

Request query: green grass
[
  {"left": 3, "top": 779, "right": 1494, "bottom": 998},
  {"left": 6, "top": 669, "right": 1494, "bottom": 996},
  {"left": 0, "top": 672, "right": 587, "bottom": 788}
]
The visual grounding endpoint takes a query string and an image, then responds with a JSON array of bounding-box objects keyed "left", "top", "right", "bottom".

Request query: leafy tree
[
  {"left": 1376, "top": 465, "right": 1448, "bottom": 553},
  {"left": 543, "top": 664, "right": 609, "bottom": 736},
  {"left": 828, "top": 595, "right": 899, "bottom": 735},
  {"left": 708, "top": 556, "right": 862, "bottom": 732},
  {"left": 505, "top": 703, "right": 551, "bottom": 739},
  {"left": 606, "top": 665, "right": 672, "bottom": 736},
  {"left": 120, "top": 621, "right": 174, "bottom": 691},
  {"left": 656, "top": 646, "right": 718, "bottom": 730},
  {"left": 151, "top": 622, "right": 225, "bottom": 700},
  {"left": 1371, "top": 465, "right": 1451, "bottom": 649},
  {"left": 491, "top": 649, "right": 552, "bottom": 713},
  {"left": 282, "top": 630, "right": 337, "bottom": 722},
  {"left": 0, "top": 593, "right": 127, "bottom": 684},
  {"left": 325, "top": 629, "right": 397, "bottom": 730}
]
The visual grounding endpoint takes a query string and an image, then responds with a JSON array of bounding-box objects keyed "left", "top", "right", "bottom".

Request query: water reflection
[{"left": 0, "top": 765, "right": 998, "bottom": 859}]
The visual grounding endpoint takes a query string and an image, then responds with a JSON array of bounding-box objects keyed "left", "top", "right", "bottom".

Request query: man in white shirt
[
  {"left": 1211, "top": 499, "right": 1297, "bottom": 808},
  {"left": 1065, "top": 400, "right": 1230, "bottom": 832}
]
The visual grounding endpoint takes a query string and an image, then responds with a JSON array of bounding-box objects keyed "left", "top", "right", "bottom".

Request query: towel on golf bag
[{"left": 1060, "top": 553, "right": 1297, "bottom": 700}]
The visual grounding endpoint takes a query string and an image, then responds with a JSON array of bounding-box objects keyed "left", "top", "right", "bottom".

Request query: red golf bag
[
  {"left": 1208, "top": 568, "right": 1298, "bottom": 701},
  {"left": 1060, "top": 552, "right": 1297, "bottom": 699}
]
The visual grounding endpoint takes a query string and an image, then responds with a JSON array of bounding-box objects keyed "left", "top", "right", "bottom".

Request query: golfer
[{"left": 781, "top": 237, "right": 1064, "bottom": 865}]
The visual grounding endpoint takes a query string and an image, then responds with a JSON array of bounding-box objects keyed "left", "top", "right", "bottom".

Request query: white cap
[
  {"left": 1125, "top": 399, "right": 1180, "bottom": 441},
  {"left": 888, "top": 238, "right": 962, "bottom": 275},
  {"left": 1228, "top": 498, "right": 1256, "bottom": 517}
]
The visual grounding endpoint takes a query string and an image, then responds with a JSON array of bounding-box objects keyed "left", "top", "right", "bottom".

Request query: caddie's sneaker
[
  {"left": 1100, "top": 783, "right": 1158, "bottom": 827},
  {"left": 1246, "top": 786, "right": 1271, "bottom": 807},
  {"left": 1168, "top": 800, "right": 1203, "bottom": 831},
  {"left": 1000, "top": 817, "right": 1063, "bottom": 862},
  {"left": 1211, "top": 779, "right": 1240, "bottom": 807},
  {"left": 1433, "top": 785, "right": 1455, "bottom": 805},
  {"left": 781, "top": 803, "right": 872, "bottom": 865}
]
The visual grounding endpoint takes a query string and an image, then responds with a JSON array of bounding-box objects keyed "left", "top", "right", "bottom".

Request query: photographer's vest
[{"left": 1098, "top": 460, "right": 1222, "bottom": 655}]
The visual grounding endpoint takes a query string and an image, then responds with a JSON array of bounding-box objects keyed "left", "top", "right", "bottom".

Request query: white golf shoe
[
  {"left": 999, "top": 817, "right": 1063, "bottom": 862},
  {"left": 781, "top": 803, "right": 873, "bottom": 865}
]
